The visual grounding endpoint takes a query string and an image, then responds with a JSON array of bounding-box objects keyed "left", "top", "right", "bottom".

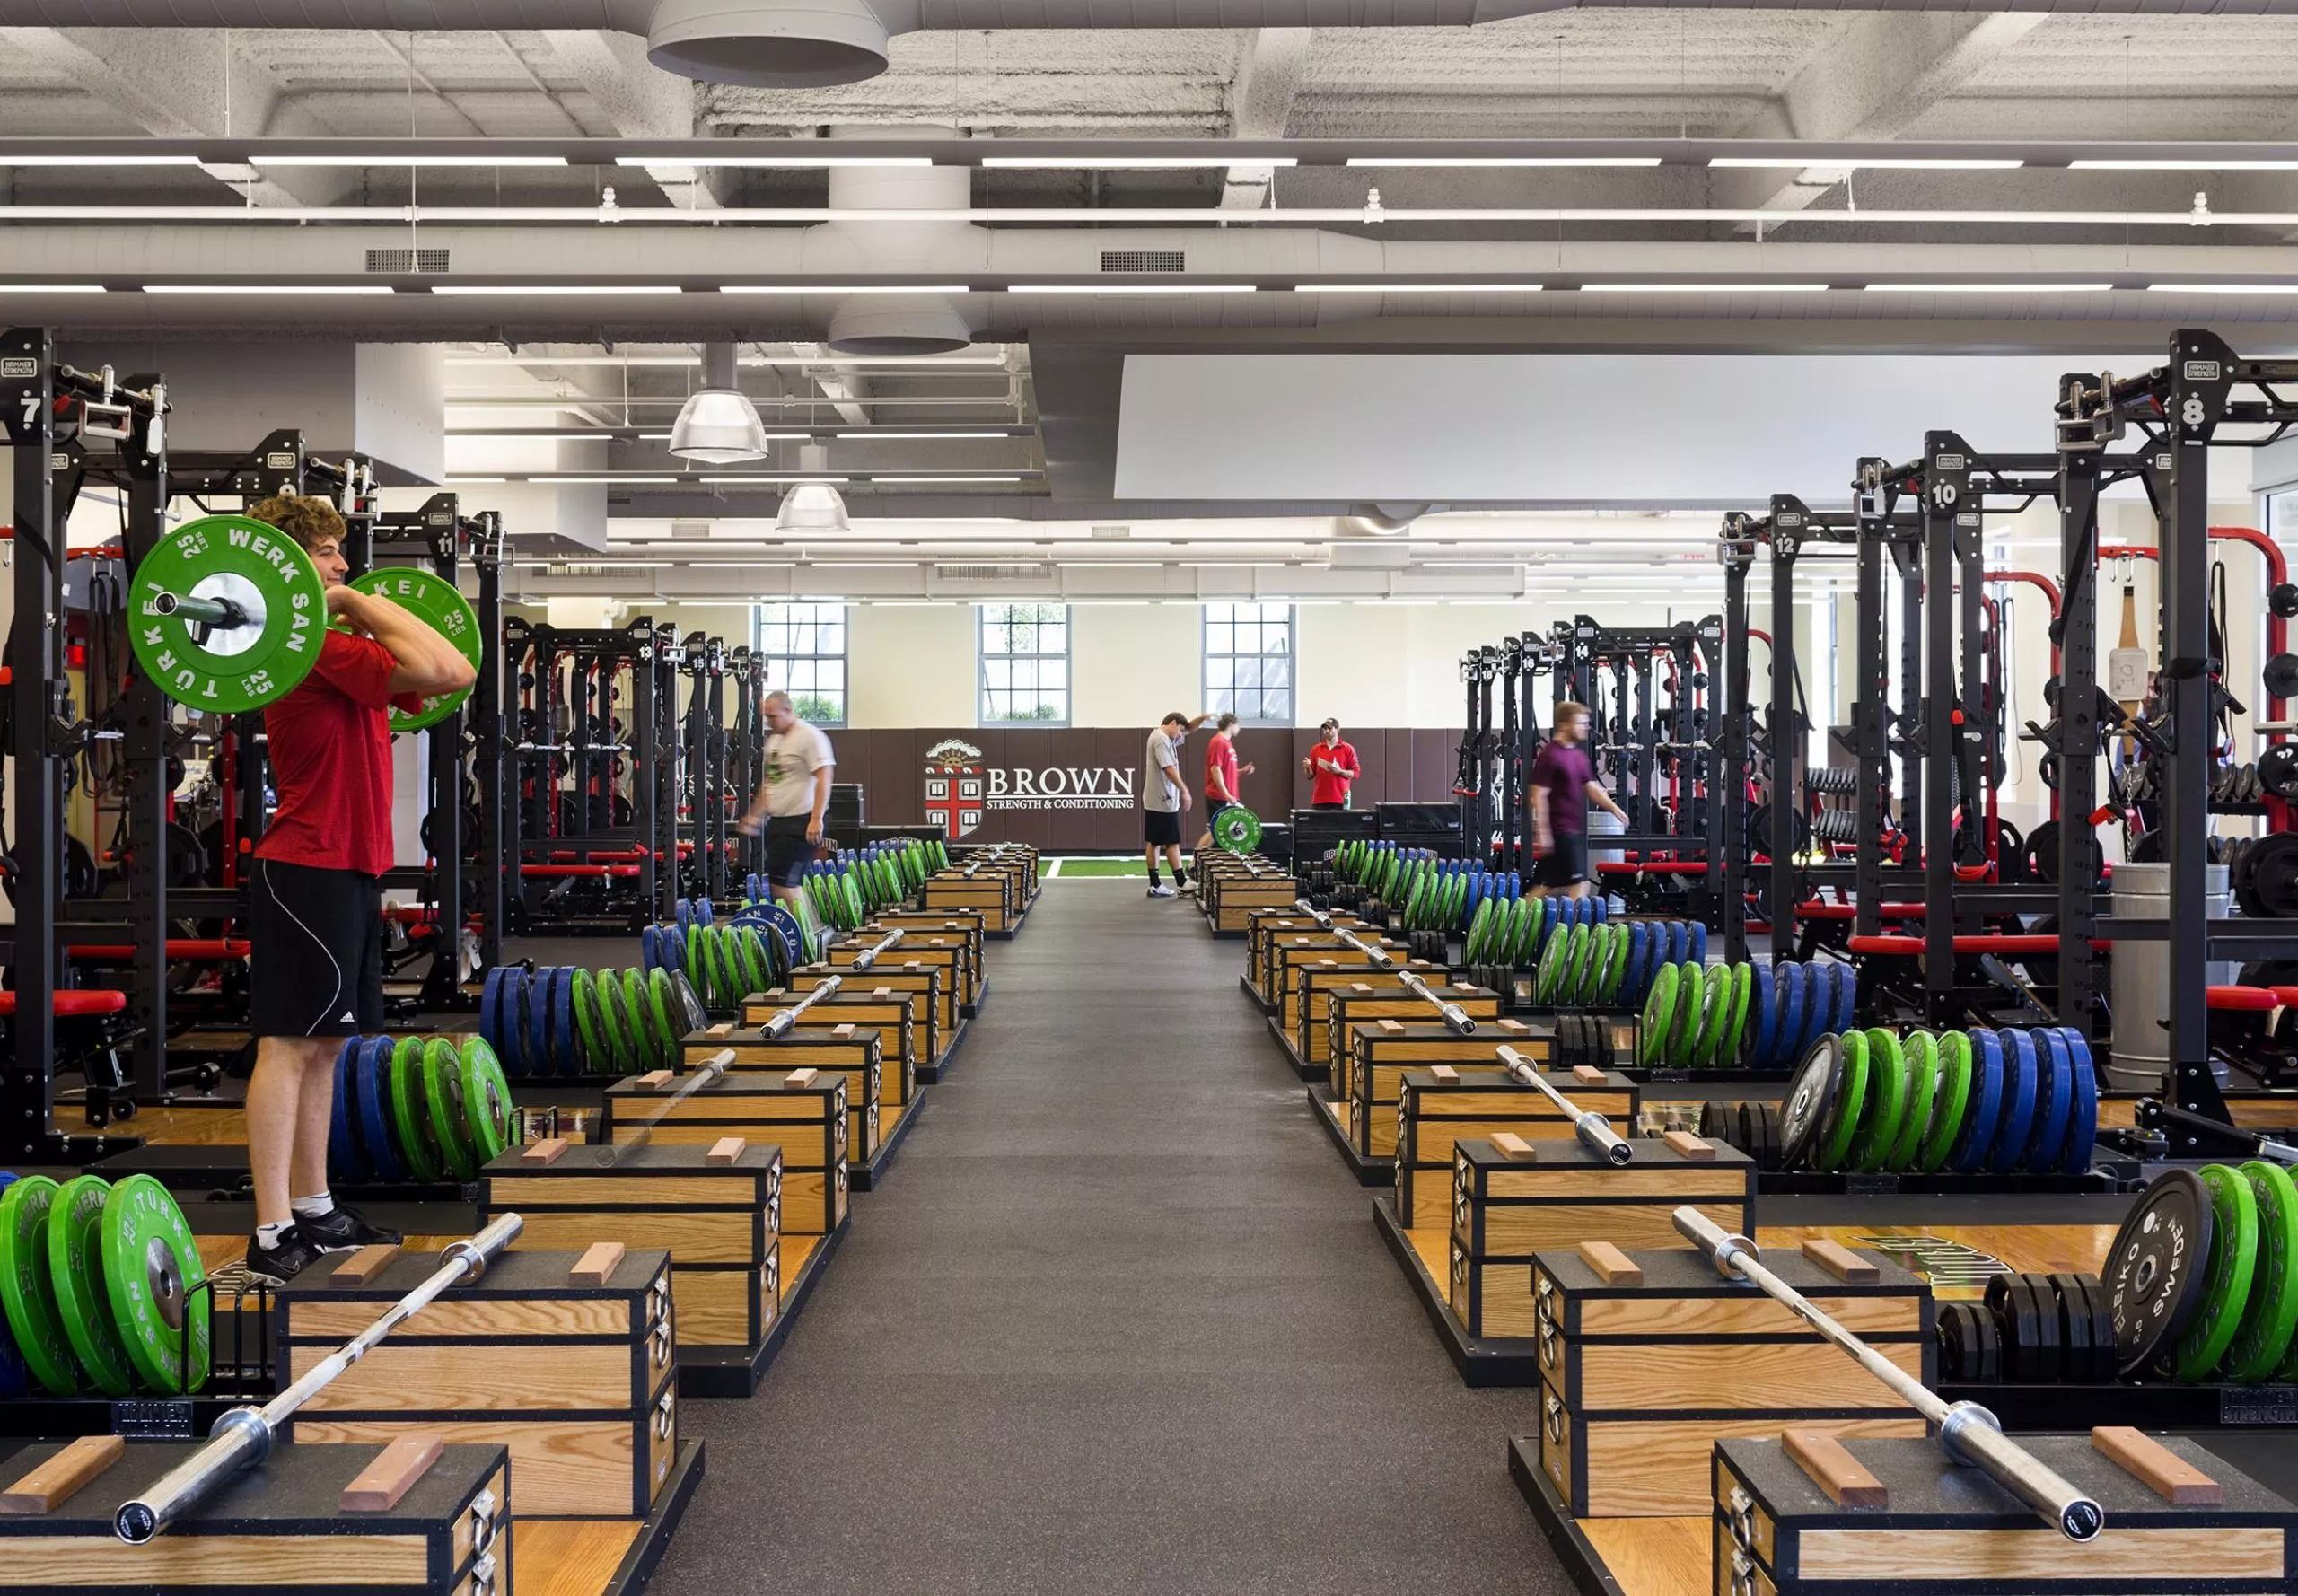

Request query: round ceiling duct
[
  {"left": 646, "top": 0, "right": 889, "bottom": 87},
  {"left": 826, "top": 292, "right": 975, "bottom": 356}
]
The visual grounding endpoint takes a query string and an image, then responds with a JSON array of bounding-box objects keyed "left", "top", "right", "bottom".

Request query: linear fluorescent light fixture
[
  {"left": 430, "top": 285, "right": 683, "bottom": 295},
  {"left": 1864, "top": 282, "right": 2114, "bottom": 293},
  {"left": 2146, "top": 282, "right": 2298, "bottom": 294},
  {"left": 13, "top": 153, "right": 202, "bottom": 166},
  {"left": 1708, "top": 157, "right": 2023, "bottom": 171},
  {"left": 2073, "top": 160, "right": 2298, "bottom": 171},
  {"left": 981, "top": 155, "right": 1298, "bottom": 169},
  {"left": 617, "top": 155, "right": 928, "bottom": 168},
  {"left": 1294, "top": 283, "right": 1543, "bottom": 294},
  {"left": 531, "top": 476, "right": 683, "bottom": 484},
  {"left": 836, "top": 431, "right": 1020, "bottom": 440},
  {"left": 720, "top": 285, "right": 970, "bottom": 294},
  {"left": 877, "top": 475, "right": 1025, "bottom": 484},
  {"left": 249, "top": 154, "right": 567, "bottom": 167},
  {"left": 1580, "top": 282, "right": 1829, "bottom": 293},
  {"left": 1346, "top": 156, "right": 1660, "bottom": 168},
  {"left": 1010, "top": 284, "right": 1255, "bottom": 294},
  {"left": 0, "top": 285, "right": 105, "bottom": 293},
  {"left": 144, "top": 284, "right": 395, "bottom": 294},
  {"left": 701, "top": 475, "right": 851, "bottom": 484}
]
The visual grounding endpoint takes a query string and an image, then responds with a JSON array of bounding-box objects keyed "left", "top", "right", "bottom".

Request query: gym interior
[{"left": 3, "top": 12, "right": 2298, "bottom": 1595}]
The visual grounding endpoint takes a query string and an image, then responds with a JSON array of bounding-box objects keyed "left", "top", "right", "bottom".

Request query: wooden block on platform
[
  {"left": 785, "top": 1067, "right": 819, "bottom": 1086},
  {"left": 331, "top": 1245, "right": 401, "bottom": 1285},
  {"left": 1661, "top": 1130, "right": 1715, "bottom": 1162},
  {"left": 520, "top": 1137, "right": 569, "bottom": 1166},
  {"left": 635, "top": 1069, "right": 674, "bottom": 1091},
  {"left": 706, "top": 1136, "right": 746, "bottom": 1165},
  {"left": 1572, "top": 1065, "right": 1608, "bottom": 1084},
  {"left": 1802, "top": 1238, "right": 1880, "bottom": 1284},
  {"left": 339, "top": 1434, "right": 443, "bottom": 1513},
  {"left": 1491, "top": 1131, "right": 1538, "bottom": 1162},
  {"left": 569, "top": 1242, "right": 626, "bottom": 1286},
  {"left": 1429, "top": 1065, "right": 1460, "bottom": 1083},
  {"left": 0, "top": 1436, "right": 124, "bottom": 1515},
  {"left": 1783, "top": 1429, "right": 1888, "bottom": 1508},
  {"left": 1576, "top": 1241, "right": 1642, "bottom": 1285},
  {"left": 2094, "top": 1426, "right": 2223, "bottom": 1505}
]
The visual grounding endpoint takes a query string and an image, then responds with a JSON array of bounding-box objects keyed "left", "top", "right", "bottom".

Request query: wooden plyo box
[
  {"left": 680, "top": 1027, "right": 883, "bottom": 1165},
  {"left": 953, "top": 842, "right": 1039, "bottom": 896},
  {"left": 1207, "top": 871, "right": 1297, "bottom": 934},
  {"left": 1532, "top": 1244, "right": 1930, "bottom": 1518},
  {"left": 480, "top": 1141, "right": 783, "bottom": 1356},
  {"left": 1294, "top": 964, "right": 1476, "bottom": 1077},
  {"left": 1447, "top": 1136, "right": 1754, "bottom": 1339},
  {"left": 741, "top": 989, "right": 919, "bottom": 1108},
  {"left": 790, "top": 959, "right": 952, "bottom": 1048},
  {"left": 1330, "top": 993, "right": 1515, "bottom": 1102},
  {"left": 1260, "top": 931, "right": 1400, "bottom": 1013},
  {"left": 602, "top": 1070, "right": 850, "bottom": 1232},
  {"left": 277, "top": 1248, "right": 678, "bottom": 1520},
  {"left": 921, "top": 872, "right": 1018, "bottom": 932},
  {"left": 1395, "top": 1065, "right": 1639, "bottom": 1229},
  {"left": 0, "top": 1439, "right": 509, "bottom": 1594},
  {"left": 858, "top": 913, "right": 985, "bottom": 1005},
  {"left": 1712, "top": 1433, "right": 2298, "bottom": 1594}
]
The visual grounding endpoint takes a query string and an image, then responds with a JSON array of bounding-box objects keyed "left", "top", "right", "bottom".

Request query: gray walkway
[{"left": 653, "top": 879, "right": 1566, "bottom": 1596}]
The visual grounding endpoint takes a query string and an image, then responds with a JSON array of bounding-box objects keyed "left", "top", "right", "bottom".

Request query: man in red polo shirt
[
  {"left": 1303, "top": 718, "right": 1360, "bottom": 809},
  {"left": 242, "top": 495, "right": 477, "bottom": 1284}
]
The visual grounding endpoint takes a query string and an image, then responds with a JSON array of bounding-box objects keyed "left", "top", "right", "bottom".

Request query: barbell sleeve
[
  {"left": 847, "top": 928, "right": 905, "bottom": 972},
  {"left": 1397, "top": 969, "right": 1476, "bottom": 1034},
  {"left": 151, "top": 592, "right": 253, "bottom": 631},
  {"left": 759, "top": 975, "right": 843, "bottom": 1038},
  {"left": 1668, "top": 1206, "right": 2104, "bottom": 1542},
  {"left": 1495, "top": 1043, "right": 1630, "bottom": 1164},
  {"left": 1331, "top": 927, "right": 1394, "bottom": 970},
  {"left": 114, "top": 1213, "right": 527, "bottom": 1545}
]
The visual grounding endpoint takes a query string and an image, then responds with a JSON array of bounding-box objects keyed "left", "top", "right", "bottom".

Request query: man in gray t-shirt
[{"left": 1142, "top": 710, "right": 1209, "bottom": 898}]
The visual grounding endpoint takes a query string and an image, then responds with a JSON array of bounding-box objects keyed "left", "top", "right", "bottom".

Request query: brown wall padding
[{"left": 816, "top": 726, "right": 1466, "bottom": 850}]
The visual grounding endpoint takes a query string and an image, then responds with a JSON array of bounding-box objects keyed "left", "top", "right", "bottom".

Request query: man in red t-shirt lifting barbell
[{"left": 241, "top": 495, "right": 476, "bottom": 1285}]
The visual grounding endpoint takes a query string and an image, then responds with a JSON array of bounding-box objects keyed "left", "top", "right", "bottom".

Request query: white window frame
[
  {"left": 978, "top": 602, "right": 1071, "bottom": 726},
  {"left": 1203, "top": 601, "right": 1295, "bottom": 726}
]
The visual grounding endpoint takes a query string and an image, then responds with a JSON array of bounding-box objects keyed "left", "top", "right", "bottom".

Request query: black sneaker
[
  {"left": 295, "top": 1203, "right": 404, "bottom": 1254},
  {"left": 242, "top": 1227, "right": 328, "bottom": 1286}
]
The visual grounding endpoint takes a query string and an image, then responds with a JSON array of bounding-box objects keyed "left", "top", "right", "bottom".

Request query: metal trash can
[{"left": 2109, "top": 860, "right": 2233, "bottom": 1091}]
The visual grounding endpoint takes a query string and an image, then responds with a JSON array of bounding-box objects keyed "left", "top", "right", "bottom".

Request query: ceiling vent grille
[
  {"left": 1100, "top": 250, "right": 1184, "bottom": 275},
  {"left": 934, "top": 562, "right": 1050, "bottom": 582},
  {"left": 366, "top": 248, "right": 450, "bottom": 274},
  {"left": 1090, "top": 524, "right": 1132, "bottom": 539}
]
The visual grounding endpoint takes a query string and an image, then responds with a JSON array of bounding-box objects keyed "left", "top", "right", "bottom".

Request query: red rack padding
[
  {"left": 2207, "top": 985, "right": 2280, "bottom": 1013},
  {"left": 1850, "top": 934, "right": 2066, "bottom": 957},
  {"left": 585, "top": 849, "right": 649, "bottom": 862},
  {"left": 1593, "top": 861, "right": 1711, "bottom": 875},
  {"left": 521, "top": 864, "right": 641, "bottom": 878},
  {"left": 0, "top": 990, "right": 127, "bottom": 1018},
  {"left": 64, "top": 938, "right": 250, "bottom": 961}
]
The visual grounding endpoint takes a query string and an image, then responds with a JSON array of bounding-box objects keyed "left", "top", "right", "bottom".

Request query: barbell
[{"left": 126, "top": 513, "right": 479, "bottom": 728}]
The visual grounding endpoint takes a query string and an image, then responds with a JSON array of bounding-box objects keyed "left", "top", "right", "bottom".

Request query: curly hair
[{"left": 246, "top": 494, "right": 347, "bottom": 553}]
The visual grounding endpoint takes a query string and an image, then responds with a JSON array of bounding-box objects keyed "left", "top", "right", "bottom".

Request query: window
[
  {"left": 1204, "top": 601, "right": 1294, "bottom": 725},
  {"left": 979, "top": 602, "right": 1069, "bottom": 724},
  {"left": 756, "top": 601, "right": 846, "bottom": 727}
]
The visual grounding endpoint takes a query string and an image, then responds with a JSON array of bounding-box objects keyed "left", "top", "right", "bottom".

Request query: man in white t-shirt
[{"left": 736, "top": 689, "right": 836, "bottom": 905}]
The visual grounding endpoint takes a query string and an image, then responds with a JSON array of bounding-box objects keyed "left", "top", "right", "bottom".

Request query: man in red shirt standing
[
  {"left": 1196, "top": 712, "right": 1255, "bottom": 851},
  {"left": 1303, "top": 718, "right": 1360, "bottom": 809},
  {"left": 241, "top": 495, "right": 478, "bottom": 1284}
]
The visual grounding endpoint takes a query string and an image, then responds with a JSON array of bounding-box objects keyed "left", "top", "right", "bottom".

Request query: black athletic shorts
[
  {"left": 1144, "top": 808, "right": 1182, "bottom": 847},
  {"left": 1536, "top": 831, "right": 1591, "bottom": 890},
  {"left": 250, "top": 857, "right": 384, "bottom": 1039},
  {"left": 762, "top": 814, "right": 817, "bottom": 889}
]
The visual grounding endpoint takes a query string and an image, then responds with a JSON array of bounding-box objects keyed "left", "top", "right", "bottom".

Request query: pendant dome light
[
  {"left": 669, "top": 342, "right": 768, "bottom": 464},
  {"left": 776, "top": 442, "right": 850, "bottom": 532}
]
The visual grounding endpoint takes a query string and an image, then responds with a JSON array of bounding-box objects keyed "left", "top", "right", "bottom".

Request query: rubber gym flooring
[{"left": 648, "top": 877, "right": 1568, "bottom": 1596}]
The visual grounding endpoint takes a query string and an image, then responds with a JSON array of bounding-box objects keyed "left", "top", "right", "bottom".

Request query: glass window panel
[
  {"left": 1207, "top": 622, "right": 1233, "bottom": 654},
  {"left": 1264, "top": 657, "right": 1290, "bottom": 688},
  {"left": 1042, "top": 660, "right": 1066, "bottom": 690},
  {"left": 1207, "top": 657, "right": 1232, "bottom": 688},
  {"left": 1235, "top": 656, "right": 1262, "bottom": 690}
]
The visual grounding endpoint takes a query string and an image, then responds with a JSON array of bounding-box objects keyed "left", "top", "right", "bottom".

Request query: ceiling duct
[
  {"left": 820, "top": 131, "right": 978, "bottom": 355},
  {"left": 31, "top": 0, "right": 2298, "bottom": 91}
]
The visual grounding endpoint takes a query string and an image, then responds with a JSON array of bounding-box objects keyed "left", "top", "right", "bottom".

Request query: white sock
[
  {"left": 291, "top": 1193, "right": 337, "bottom": 1222},
  {"left": 257, "top": 1220, "right": 294, "bottom": 1248}
]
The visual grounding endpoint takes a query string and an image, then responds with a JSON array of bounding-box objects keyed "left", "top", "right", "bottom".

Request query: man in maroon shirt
[
  {"left": 1528, "top": 700, "right": 1627, "bottom": 900},
  {"left": 242, "top": 495, "right": 477, "bottom": 1284}
]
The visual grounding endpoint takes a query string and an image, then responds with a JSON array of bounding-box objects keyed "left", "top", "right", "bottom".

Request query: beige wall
[
  {"left": 847, "top": 602, "right": 976, "bottom": 728},
  {"left": 1072, "top": 604, "right": 1201, "bottom": 727}
]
